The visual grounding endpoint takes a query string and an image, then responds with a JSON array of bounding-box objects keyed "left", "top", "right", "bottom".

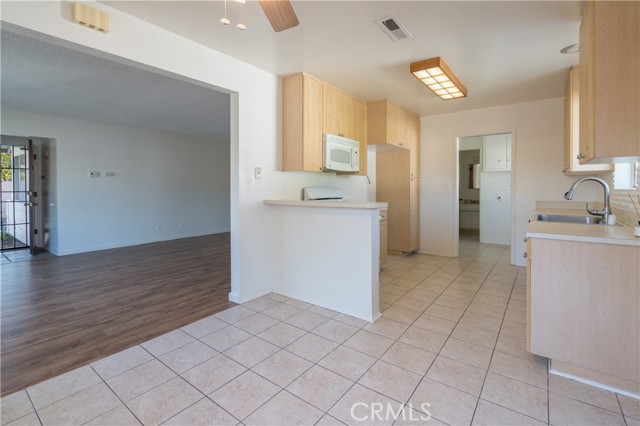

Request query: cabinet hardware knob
[
  {"left": 523, "top": 237, "right": 528, "bottom": 242},
  {"left": 523, "top": 252, "right": 528, "bottom": 258},
  {"left": 577, "top": 153, "right": 585, "bottom": 160}
]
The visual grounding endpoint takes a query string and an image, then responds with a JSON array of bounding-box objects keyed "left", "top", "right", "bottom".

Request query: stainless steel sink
[{"left": 536, "top": 214, "right": 603, "bottom": 224}]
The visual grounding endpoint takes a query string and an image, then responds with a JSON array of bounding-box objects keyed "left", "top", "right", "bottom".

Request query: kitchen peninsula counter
[
  {"left": 263, "top": 199, "right": 387, "bottom": 322},
  {"left": 264, "top": 200, "right": 387, "bottom": 209}
]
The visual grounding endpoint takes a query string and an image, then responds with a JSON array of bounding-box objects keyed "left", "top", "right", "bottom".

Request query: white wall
[
  {"left": 420, "top": 97, "right": 599, "bottom": 266},
  {"left": 0, "top": 1, "right": 371, "bottom": 302},
  {"left": 2, "top": 109, "right": 230, "bottom": 255}
]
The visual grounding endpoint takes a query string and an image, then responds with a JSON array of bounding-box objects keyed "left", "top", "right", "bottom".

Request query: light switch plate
[{"left": 254, "top": 167, "right": 262, "bottom": 179}]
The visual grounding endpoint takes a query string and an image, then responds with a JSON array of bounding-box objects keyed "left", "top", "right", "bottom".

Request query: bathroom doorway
[
  {"left": 457, "top": 133, "right": 512, "bottom": 246},
  {"left": 458, "top": 147, "right": 481, "bottom": 241}
]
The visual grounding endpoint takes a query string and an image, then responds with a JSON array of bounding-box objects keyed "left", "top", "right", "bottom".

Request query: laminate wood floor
[{"left": 0, "top": 233, "right": 233, "bottom": 396}]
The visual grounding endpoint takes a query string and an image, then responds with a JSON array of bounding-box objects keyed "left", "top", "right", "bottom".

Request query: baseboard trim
[{"left": 55, "top": 229, "right": 230, "bottom": 256}]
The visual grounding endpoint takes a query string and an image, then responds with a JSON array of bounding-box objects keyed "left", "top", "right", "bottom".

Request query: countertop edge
[
  {"left": 264, "top": 200, "right": 388, "bottom": 209},
  {"left": 526, "top": 208, "right": 640, "bottom": 247}
]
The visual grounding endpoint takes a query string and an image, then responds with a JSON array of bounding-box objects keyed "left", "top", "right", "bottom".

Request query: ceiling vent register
[{"left": 376, "top": 15, "right": 413, "bottom": 42}]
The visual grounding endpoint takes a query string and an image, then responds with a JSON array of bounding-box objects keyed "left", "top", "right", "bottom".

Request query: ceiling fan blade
[{"left": 258, "top": 0, "right": 299, "bottom": 32}]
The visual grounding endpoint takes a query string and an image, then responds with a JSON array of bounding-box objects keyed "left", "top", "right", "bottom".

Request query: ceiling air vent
[{"left": 376, "top": 15, "right": 413, "bottom": 42}]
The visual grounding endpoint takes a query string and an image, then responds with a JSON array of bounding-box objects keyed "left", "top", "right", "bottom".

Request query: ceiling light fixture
[
  {"left": 220, "top": 0, "right": 230, "bottom": 25},
  {"left": 410, "top": 57, "right": 467, "bottom": 100},
  {"left": 236, "top": 0, "right": 246, "bottom": 30},
  {"left": 220, "top": 0, "right": 247, "bottom": 30},
  {"left": 560, "top": 43, "right": 579, "bottom": 54}
]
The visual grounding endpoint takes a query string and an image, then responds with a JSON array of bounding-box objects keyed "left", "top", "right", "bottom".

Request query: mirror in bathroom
[{"left": 469, "top": 163, "right": 481, "bottom": 189}]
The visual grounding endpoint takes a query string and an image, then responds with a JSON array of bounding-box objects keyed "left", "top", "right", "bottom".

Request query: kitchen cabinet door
[
  {"left": 578, "top": 1, "right": 640, "bottom": 164},
  {"left": 483, "top": 134, "right": 511, "bottom": 171},
  {"left": 323, "top": 85, "right": 350, "bottom": 138},
  {"left": 353, "top": 98, "right": 367, "bottom": 175},
  {"left": 377, "top": 149, "right": 411, "bottom": 254},
  {"left": 407, "top": 115, "right": 420, "bottom": 178},
  {"left": 386, "top": 102, "right": 402, "bottom": 147},
  {"left": 527, "top": 237, "right": 639, "bottom": 393},
  {"left": 563, "top": 66, "right": 612, "bottom": 174},
  {"left": 409, "top": 176, "right": 419, "bottom": 251},
  {"left": 283, "top": 74, "right": 323, "bottom": 172}
]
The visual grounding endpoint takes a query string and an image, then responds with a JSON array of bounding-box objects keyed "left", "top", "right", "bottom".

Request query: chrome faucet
[{"left": 564, "top": 177, "right": 611, "bottom": 224}]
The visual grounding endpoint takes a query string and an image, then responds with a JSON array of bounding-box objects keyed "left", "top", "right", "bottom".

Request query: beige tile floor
[{"left": 2, "top": 239, "right": 639, "bottom": 426}]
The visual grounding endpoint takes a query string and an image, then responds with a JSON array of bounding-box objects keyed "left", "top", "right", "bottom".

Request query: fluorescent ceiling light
[{"left": 410, "top": 57, "right": 467, "bottom": 100}]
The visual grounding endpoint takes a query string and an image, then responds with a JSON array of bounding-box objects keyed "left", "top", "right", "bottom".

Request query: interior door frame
[
  {"left": 454, "top": 129, "right": 517, "bottom": 265},
  {"left": 1, "top": 135, "right": 44, "bottom": 253}
]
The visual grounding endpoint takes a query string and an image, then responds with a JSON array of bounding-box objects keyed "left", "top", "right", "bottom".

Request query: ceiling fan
[{"left": 258, "top": 0, "right": 299, "bottom": 32}]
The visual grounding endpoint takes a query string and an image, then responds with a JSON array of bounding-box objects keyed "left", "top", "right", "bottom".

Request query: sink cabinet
[
  {"left": 526, "top": 237, "right": 639, "bottom": 394},
  {"left": 578, "top": 1, "right": 640, "bottom": 163},
  {"left": 283, "top": 73, "right": 367, "bottom": 175},
  {"left": 459, "top": 210, "right": 479, "bottom": 231}
]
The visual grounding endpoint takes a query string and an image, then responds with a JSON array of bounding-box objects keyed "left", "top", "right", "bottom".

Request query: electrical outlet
[
  {"left": 254, "top": 167, "right": 262, "bottom": 179},
  {"left": 178, "top": 222, "right": 184, "bottom": 230},
  {"left": 89, "top": 171, "right": 100, "bottom": 177},
  {"left": 156, "top": 224, "right": 163, "bottom": 232},
  {"left": 104, "top": 171, "right": 115, "bottom": 177}
]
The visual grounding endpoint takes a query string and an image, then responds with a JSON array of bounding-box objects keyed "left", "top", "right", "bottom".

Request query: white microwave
[{"left": 323, "top": 134, "right": 360, "bottom": 173}]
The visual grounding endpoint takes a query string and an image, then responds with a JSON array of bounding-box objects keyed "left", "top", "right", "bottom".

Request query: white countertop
[
  {"left": 526, "top": 208, "right": 640, "bottom": 247},
  {"left": 264, "top": 200, "right": 388, "bottom": 209}
]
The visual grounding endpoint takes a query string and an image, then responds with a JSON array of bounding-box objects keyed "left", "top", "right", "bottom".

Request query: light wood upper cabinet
[
  {"left": 350, "top": 95, "right": 367, "bottom": 175},
  {"left": 368, "top": 100, "right": 408, "bottom": 148},
  {"left": 283, "top": 74, "right": 323, "bottom": 172},
  {"left": 368, "top": 100, "right": 420, "bottom": 177},
  {"left": 578, "top": 1, "right": 640, "bottom": 164},
  {"left": 564, "top": 66, "right": 612, "bottom": 175},
  {"left": 322, "top": 85, "right": 350, "bottom": 138},
  {"left": 283, "top": 73, "right": 367, "bottom": 174}
]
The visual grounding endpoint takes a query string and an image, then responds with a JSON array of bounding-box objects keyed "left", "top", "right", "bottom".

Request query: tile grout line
[
  {"left": 15, "top": 245, "right": 627, "bottom": 426},
  {"left": 85, "top": 363, "right": 147, "bottom": 426},
  {"left": 23, "top": 387, "right": 43, "bottom": 426},
  {"left": 468, "top": 262, "right": 518, "bottom": 425}
]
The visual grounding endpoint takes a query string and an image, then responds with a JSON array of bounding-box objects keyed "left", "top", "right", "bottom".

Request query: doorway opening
[
  {"left": 1, "top": 138, "right": 32, "bottom": 252},
  {"left": 456, "top": 132, "right": 513, "bottom": 262}
]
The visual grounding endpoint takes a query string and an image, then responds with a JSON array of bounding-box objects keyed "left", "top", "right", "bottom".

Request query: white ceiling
[
  {"left": 0, "top": 30, "right": 230, "bottom": 140},
  {"left": 103, "top": 0, "right": 583, "bottom": 116},
  {"left": 1, "top": 1, "right": 583, "bottom": 140}
]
